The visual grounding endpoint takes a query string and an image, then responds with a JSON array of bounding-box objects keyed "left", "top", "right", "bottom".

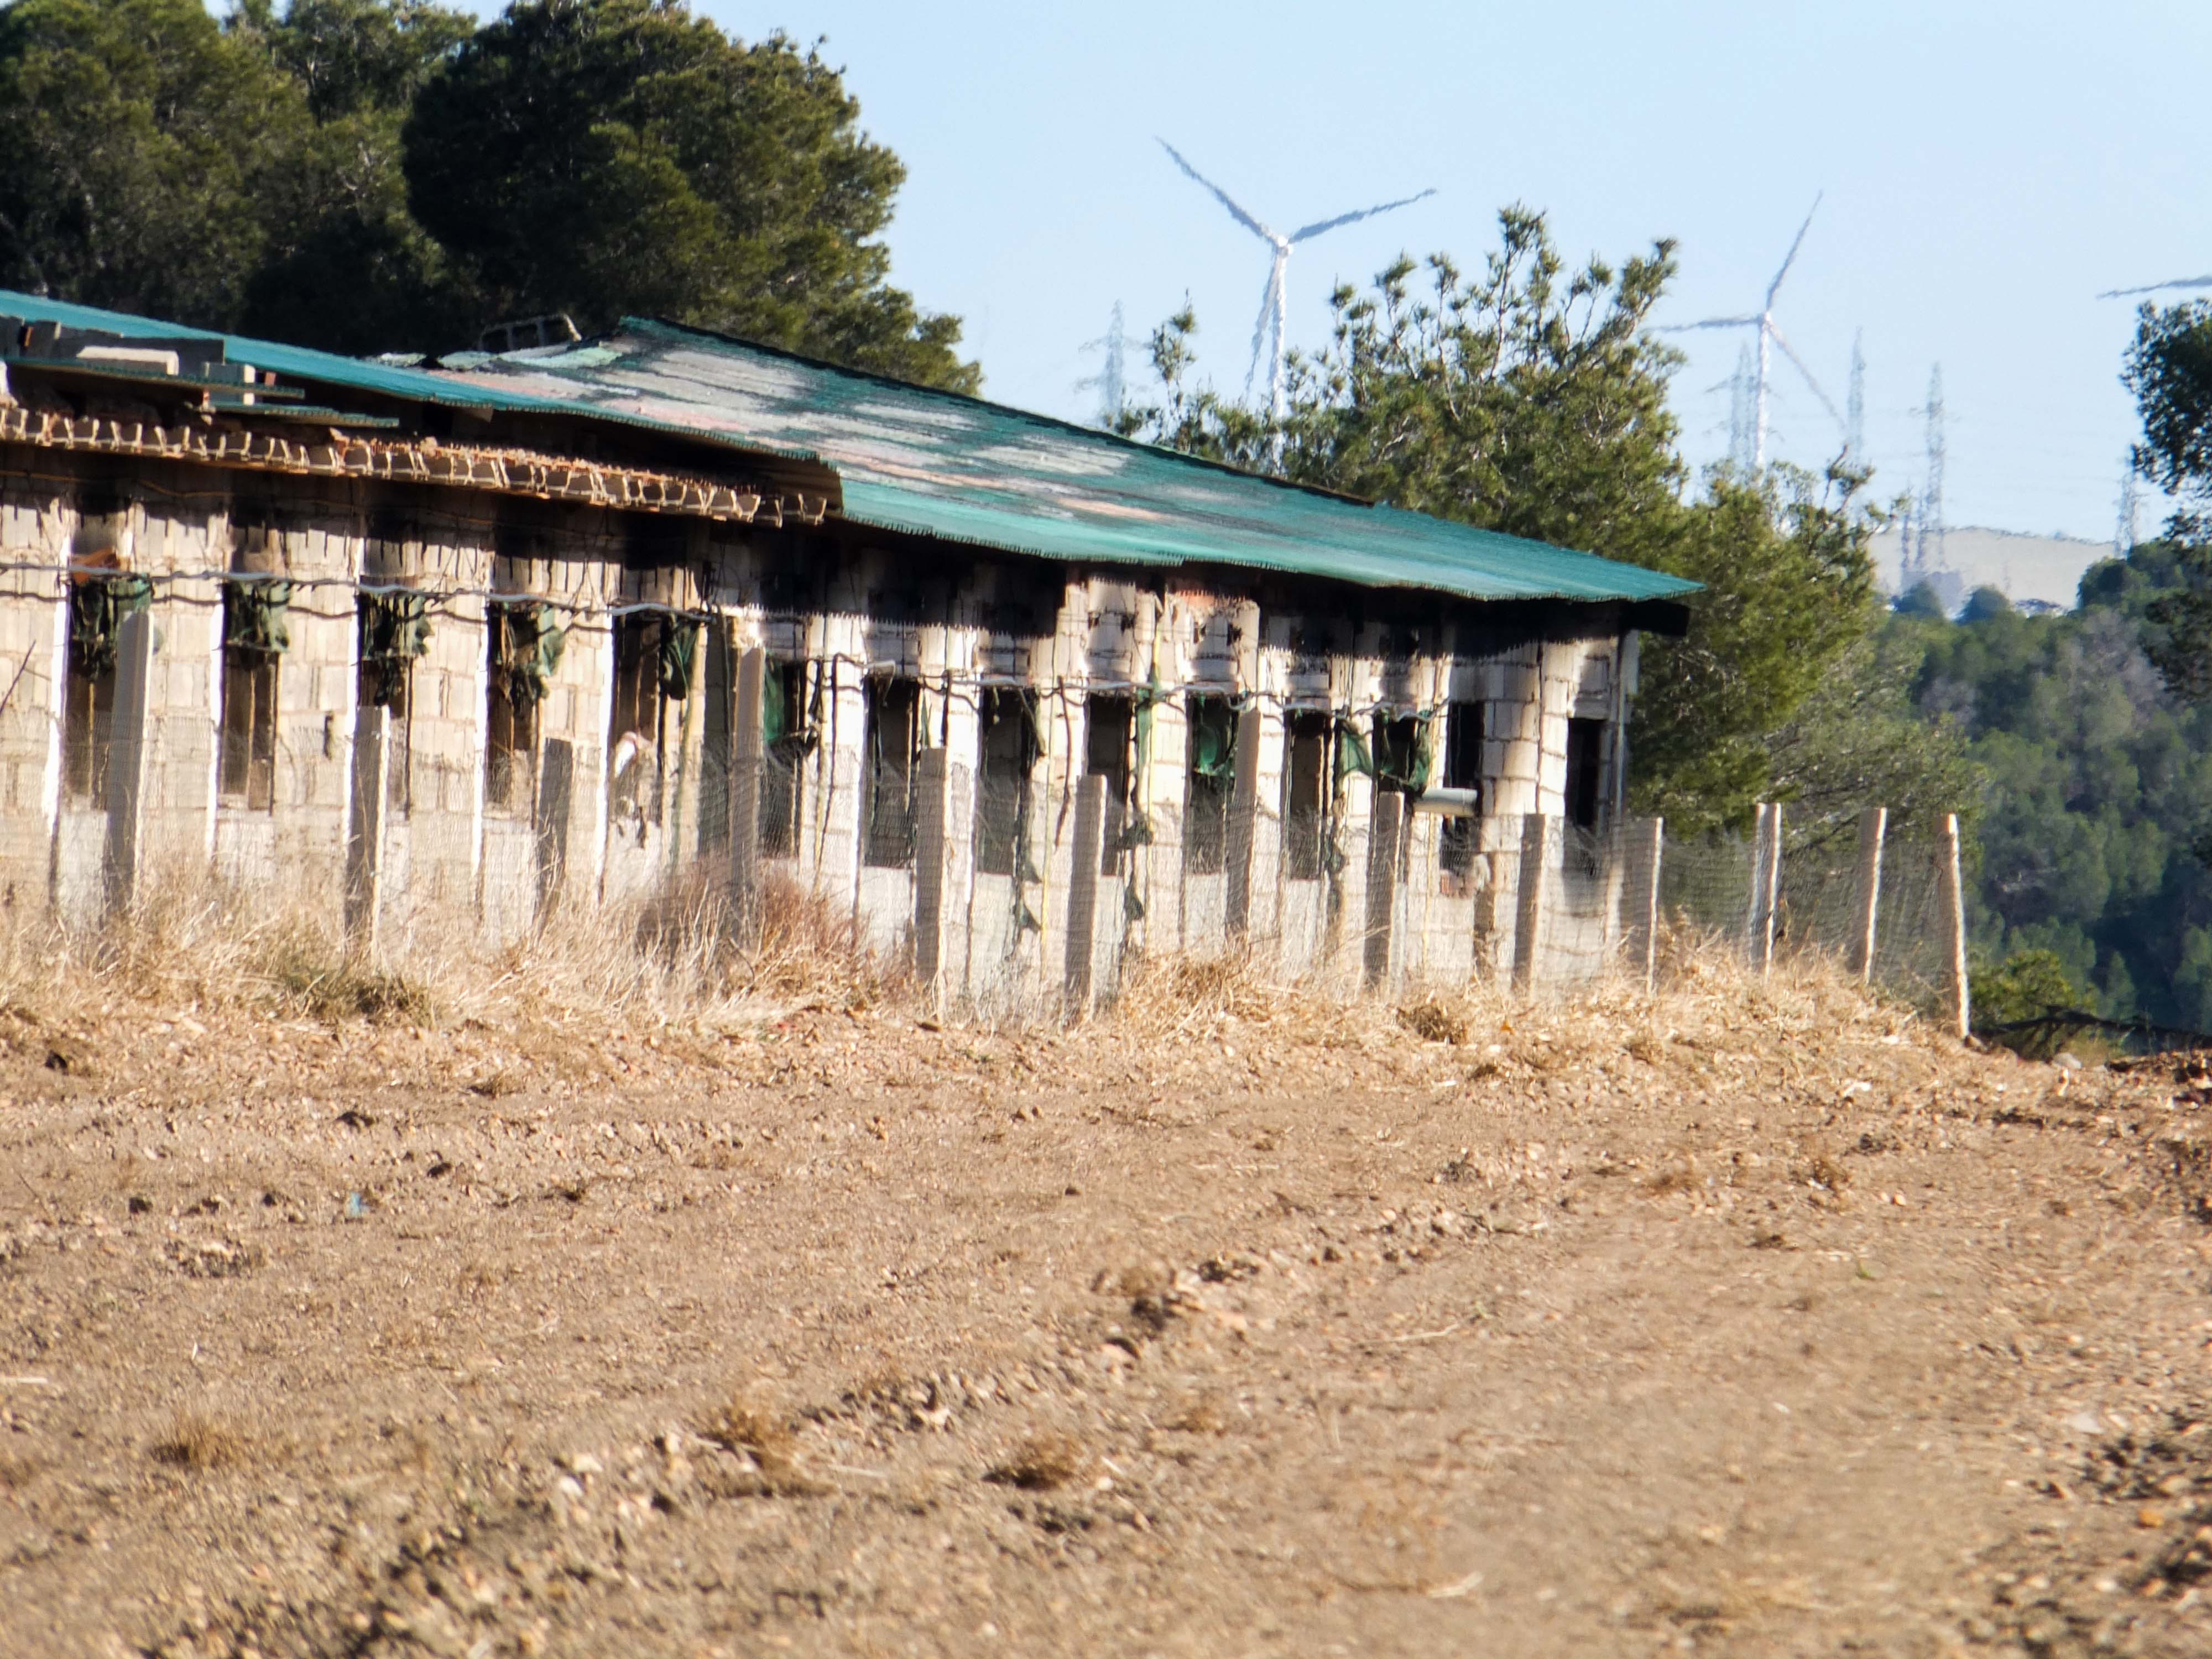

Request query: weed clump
[
  {"left": 151, "top": 1412, "right": 245, "bottom": 1470},
  {"left": 988, "top": 1431, "right": 1087, "bottom": 1490}
]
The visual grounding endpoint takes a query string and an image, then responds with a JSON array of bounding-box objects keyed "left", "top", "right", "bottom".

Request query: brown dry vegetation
[{"left": 4, "top": 905, "right": 2212, "bottom": 1657}]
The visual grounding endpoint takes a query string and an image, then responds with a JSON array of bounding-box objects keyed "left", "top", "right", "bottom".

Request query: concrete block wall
[{"left": 0, "top": 444, "right": 1643, "bottom": 998}]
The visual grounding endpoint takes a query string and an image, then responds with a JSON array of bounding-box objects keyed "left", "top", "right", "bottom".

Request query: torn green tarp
[
  {"left": 1333, "top": 717, "right": 1374, "bottom": 782},
  {"left": 1187, "top": 696, "right": 1237, "bottom": 781},
  {"left": 223, "top": 578, "right": 293, "bottom": 654},
  {"left": 359, "top": 590, "right": 431, "bottom": 709},
  {"left": 658, "top": 617, "right": 700, "bottom": 701},
  {"left": 1373, "top": 710, "right": 1436, "bottom": 794},
  {"left": 493, "top": 602, "right": 566, "bottom": 708},
  {"left": 67, "top": 573, "right": 152, "bottom": 677}
]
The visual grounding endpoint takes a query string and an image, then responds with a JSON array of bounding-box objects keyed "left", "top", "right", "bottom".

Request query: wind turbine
[
  {"left": 1156, "top": 139, "right": 1434, "bottom": 426},
  {"left": 1661, "top": 195, "right": 1841, "bottom": 469}
]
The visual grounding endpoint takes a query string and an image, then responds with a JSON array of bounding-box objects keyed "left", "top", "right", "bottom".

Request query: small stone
[{"left": 2138, "top": 1505, "right": 2167, "bottom": 1529}]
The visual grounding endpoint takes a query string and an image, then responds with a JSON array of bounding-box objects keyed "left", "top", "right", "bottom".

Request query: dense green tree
[
  {"left": 227, "top": 0, "right": 478, "bottom": 353},
  {"left": 2123, "top": 300, "right": 2212, "bottom": 701},
  {"left": 0, "top": 0, "right": 297, "bottom": 325},
  {"left": 1888, "top": 545, "right": 2212, "bottom": 1026},
  {"left": 0, "top": 0, "right": 971, "bottom": 378},
  {"left": 1124, "top": 210, "right": 1923, "bottom": 834},
  {"left": 402, "top": 0, "right": 975, "bottom": 388}
]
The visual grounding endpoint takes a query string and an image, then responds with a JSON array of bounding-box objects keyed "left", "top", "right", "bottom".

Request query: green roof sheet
[
  {"left": 439, "top": 319, "right": 1699, "bottom": 608},
  {"left": 0, "top": 291, "right": 1696, "bottom": 609},
  {"left": 0, "top": 290, "right": 768, "bottom": 457}
]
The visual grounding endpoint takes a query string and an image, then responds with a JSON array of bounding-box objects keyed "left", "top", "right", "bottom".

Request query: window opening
[
  {"left": 62, "top": 568, "right": 150, "bottom": 809},
  {"left": 1085, "top": 693, "right": 1134, "bottom": 875},
  {"left": 1439, "top": 699, "right": 1485, "bottom": 888},
  {"left": 974, "top": 687, "right": 1036, "bottom": 878},
  {"left": 1565, "top": 716, "right": 1607, "bottom": 831},
  {"left": 1183, "top": 693, "right": 1236, "bottom": 875},
  {"left": 700, "top": 624, "right": 733, "bottom": 853},
  {"left": 358, "top": 589, "right": 429, "bottom": 818},
  {"left": 1371, "top": 711, "right": 1428, "bottom": 800},
  {"left": 218, "top": 580, "right": 290, "bottom": 811},
  {"left": 761, "top": 659, "right": 813, "bottom": 858},
  {"left": 608, "top": 613, "right": 665, "bottom": 828},
  {"left": 486, "top": 601, "right": 564, "bottom": 815},
  {"left": 862, "top": 676, "right": 922, "bottom": 868},
  {"left": 1282, "top": 710, "right": 1329, "bottom": 881}
]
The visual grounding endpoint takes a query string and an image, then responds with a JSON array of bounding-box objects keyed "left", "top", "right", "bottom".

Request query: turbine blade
[
  {"left": 1288, "top": 189, "right": 1438, "bottom": 244},
  {"left": 2098, "top": 276, "right": 2212, "bottom": 298},
  {"left": 1766, "top": 322, "right": 1844, "bottom": 432},
  {"left": 1655, "top": 316, "right": 1761, "bottom": 333},
  {"left": 1156, "top": 138, "right": 1277, "bottom": 242},
  {"left": 1765, "top": 191, "right": 1825, "bottom": 307}
]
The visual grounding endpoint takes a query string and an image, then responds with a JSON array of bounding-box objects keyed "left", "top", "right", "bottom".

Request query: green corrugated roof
[
  {"left": 0, "top": 289, "right": 781, "bottom": 458},
  {"left": 440, "top": 319, "right": 1699, "bottom": 607},
  {"left": 0, "top": 290, "right": 1697, "bottom": 608}
]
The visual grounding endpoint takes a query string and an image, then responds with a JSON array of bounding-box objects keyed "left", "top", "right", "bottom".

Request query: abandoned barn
[{"left": 0, "top": 293, "right": 1694, "bottom": 1006}]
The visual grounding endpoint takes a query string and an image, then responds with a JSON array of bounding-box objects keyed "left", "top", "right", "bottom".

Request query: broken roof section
[{"left": 439, "top": 319, "right": 1700, "bottom": 609}]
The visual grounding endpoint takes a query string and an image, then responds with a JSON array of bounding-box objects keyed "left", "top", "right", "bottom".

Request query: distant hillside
[{"left": 1868, "top": 525, "right": 2109, "bottom": 613}]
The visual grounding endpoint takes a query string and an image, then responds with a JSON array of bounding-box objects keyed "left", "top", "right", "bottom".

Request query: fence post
[
  {"left": 728, "top": 645, "right": 765, "bottom": 944},
  {"left": 912, "top": 746, "right": 950, "bottom": 1013},
  {"left": 345, "top": 702, "right": 389, "bottom": 952},
  {"left": 1745, "top": 800, "right": 1781, "bottom": 974},
  {"left": 1065, "top": 773, "right": 1105, "bottom": 1014},
  {"left": 1363, "top": 789, "right": 1402, "bottom": 990},
  {"left": 1850, "top": 805, "right": 1887, "bottom": 982},
  {"left": 1224, "top": 703, "right": 1262, "bottom": 940},
  {"left": 1511, "top": 811, "right": 1550, "bottom": 994},
  {"left": 101, "top": 607, "right": 153, "bottom": 917},
  {"left": 1940, "top": 810, "right": 1970, "bottom": 1039},
  {"left": 1623, "top": 815, "right": 1663, "bottom": 993}
]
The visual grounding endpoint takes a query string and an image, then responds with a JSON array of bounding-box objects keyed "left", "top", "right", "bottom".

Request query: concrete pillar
[
  {"left": 912, "top": 746, "right": 951, "bottom": 1009},
  {"left": 345, "top": 703, "right": 389, "bottom": 951},
  {"left": 1363, "top": 789, "right": 1402, "bottom": 991},
  {"left": 1850, "top": 805, "right": 1887, "bottom": 982},
  {"left": 728, "top": 645, "right": 765, "bottom": 943},
  {"left": 101, "top": 608, "right": 153, "bottom": 917},
  {"left": 1224, "top": 703, "right": 1262, "bottom": 940},
  {"left": 1065, "top": 773, "right": 1105, "bottom": 1014},
  {"left": 1511, "top": 811, "right": 1551, "bottom": 994}
]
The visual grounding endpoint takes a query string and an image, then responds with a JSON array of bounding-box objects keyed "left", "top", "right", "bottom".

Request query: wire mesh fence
[{"left": 693, "top": 766, "right": 1972, "bottom": 1029}]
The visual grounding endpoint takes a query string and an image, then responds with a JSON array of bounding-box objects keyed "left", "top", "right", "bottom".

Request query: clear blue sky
[{"left": 696, "top": 0, "right": 2205, "bottom": 542}]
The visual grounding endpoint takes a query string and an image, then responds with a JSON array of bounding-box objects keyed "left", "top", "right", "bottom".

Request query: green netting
[
  {"left": 1371, "top": 711, "right": 1435, "bottom": 794},
  {"left": 658, "top": 617, "right": 700, "bottom": 701},
  {"left": 1188, "top": 696, "right": 1237, "bottom": 780},
  {"left": 223, "top": 578, "right": 293, "bottom": 654},
  {"left": 359, "top": 590, "right": 431, "bottom": 709},
  {"left": 494, "top": 602, "right": 566, "bottom": 708},
  {"left": 67, "top": 573, "right": 152, "bottom": 676},
  {"left": 1334, "top": 717, "right": 1374, "bottom": 783}
]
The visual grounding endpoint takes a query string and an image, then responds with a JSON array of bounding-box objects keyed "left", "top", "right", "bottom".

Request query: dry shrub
[
  {"left": 151, "top": 1411, "right": 246, "bottom": 1471},
  {"left": 988, "top": 1431, "right": 1087, "bottom": 1490},
  {"left": 697, "top": 1395, "right": 817, "bottom": 1494},
  {"left": 1111, "top": 949, "right": 1276, "bottom": 1035},
  {"left": 1396, "top": 999, "right": 1468, "bottom": 1045}
]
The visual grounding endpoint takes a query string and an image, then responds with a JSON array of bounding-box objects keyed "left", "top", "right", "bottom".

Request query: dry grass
[
  {"left": 150, "top": 1412, "right": 246, "bottom": 1472},
  {"left": 697, "top": 1394, "right": 819, "bottom": 1495},
  {"left": 987, "top": 1431, "right": 1088, "bottom": 1491}
]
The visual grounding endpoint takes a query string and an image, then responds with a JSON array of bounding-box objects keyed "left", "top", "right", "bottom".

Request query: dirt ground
[{"left": 6, "top": 953, "right": 2212, "bottom": 1658}]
